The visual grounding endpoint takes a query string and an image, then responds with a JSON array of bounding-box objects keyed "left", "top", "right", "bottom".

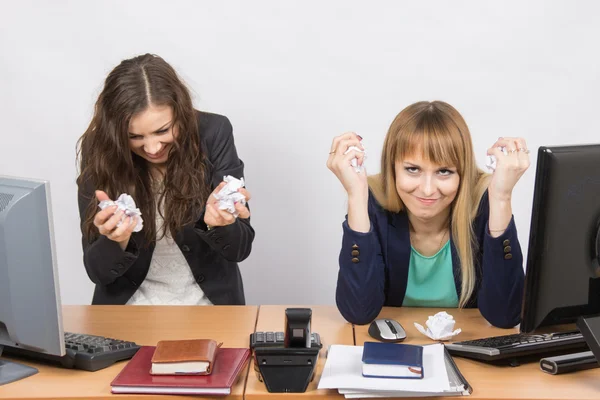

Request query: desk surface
[
  {"left": 2, "top": 305, "right": 600, "bottom": 400},
  {"left": 244, "top": 305, "right": 354, "bottom": 400},
  {"left": 0, "top": 305, "right": 257, "bottom": 400},
  {"left": 354, "top": 307, "right": 600, "bottom": 400}
]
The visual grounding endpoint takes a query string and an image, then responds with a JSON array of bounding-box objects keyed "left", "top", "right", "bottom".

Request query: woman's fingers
[
  {"left": 94, "top": 205, "right": 117, "bottom": 228},
  {"left": 328, "top": 138, "right": 364, "bottom": 172},
  {"left": 215, "top": 205, "right": 236, "bottom": 224},
  {"left": 237, "top": 188, "right": 251, "bottom": 202},
  {"left": 342, "top": 149, "right": 366, "bottom": 166},
  {"left": 335, "top": 138, "right": 364, "bottom": 156},
  {"left": 329, "top": 132, "right": 362, "bottom": 154},
  {"left": 235, "top": 202, "right": 250, "bottom": 219},
  {"left": 102, "top": 209, "right": 125, "bottom": 233},
  {"left": 207, "top": 182, "right": 227, "bottom": 202},
  {"left": 95, "top": 190, "right": 111, "bottom": 202},
  {"left": 110, "top": 216, "right": 133, "bottom": 240}
]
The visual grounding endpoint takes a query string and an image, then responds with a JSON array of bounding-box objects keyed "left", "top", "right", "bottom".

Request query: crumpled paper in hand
[
  {"left": 98, "top": 193, "right": 143, "bottom": 232},
  {"left": 485, "top": 146, "right": 507, "bottom": 171},
  {"left": 344, "top": 140, "right": 366, "bottom": 173},
  {"left": 414, "top": 311, "right": 462, "bottom": 341},
  {"left": 213, "top": 175, "right": 246, "bottom": 216}
]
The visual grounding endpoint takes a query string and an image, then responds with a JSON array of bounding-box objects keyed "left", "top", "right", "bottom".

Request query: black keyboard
[
  {"left": 249, "top": 331, "right": 322, "bottom": 349},
  {"left": 3, "top": 332, "right": 140, "bottom": 371},
  {"left": 445, "top": 331, "right": 588, "bottom": 362}
]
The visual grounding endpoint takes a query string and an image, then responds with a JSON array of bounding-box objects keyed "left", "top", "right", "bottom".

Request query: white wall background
[{"left": 1, "top": 0, "right": 599, "bottom": 305}]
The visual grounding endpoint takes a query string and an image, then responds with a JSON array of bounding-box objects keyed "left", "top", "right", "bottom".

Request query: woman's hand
[
  {"left": 326, "top": 132, "right": 367, "bottom": 198},
  {"left": 327, "top": 132, "right": 371, "bottom": 232},
  {"left": 93, "top": 190, "right": 137, "bottom": 251},
  {"left": 487, "top": 137, "right": 531, "bottom": 202},
  {"left": 204, "top": 182, "right": 251, "bottom": 228}
]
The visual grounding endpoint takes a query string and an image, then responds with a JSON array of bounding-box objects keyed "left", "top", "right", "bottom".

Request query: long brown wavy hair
[
  {"left": 77, "top": 53, "right": 209, "bottom": 245},
  {"left": 368, "top": 101, "right": 490, "bottom": 307}
]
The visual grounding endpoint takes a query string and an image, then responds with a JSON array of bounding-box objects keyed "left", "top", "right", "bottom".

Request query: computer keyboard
[
  {"left": 3, "top": 332, "right": 140, "bottom": 371},
  {"left": 445, "top": 331, "right": 588, "bottom": 362}
]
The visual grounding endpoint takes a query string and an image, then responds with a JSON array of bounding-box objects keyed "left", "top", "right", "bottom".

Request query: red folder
[{"left": 111, "top": 346, "right": 250, "bottom": 395}]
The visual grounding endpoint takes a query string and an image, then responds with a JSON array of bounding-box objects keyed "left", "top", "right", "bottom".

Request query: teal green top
[{"left": 402, "top": 240, "right": 459, "bottom": 308}]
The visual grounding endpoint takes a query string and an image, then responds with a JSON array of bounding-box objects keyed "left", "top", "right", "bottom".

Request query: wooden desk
[
  {"left": 0, "top": 305, "right": 257, "bottom": 400},
  {"left": 354, "top": 307, "right": 600, "bottom": 400},
  {"left": 244, "top": 305, "right": 354, "bottom": 400}
]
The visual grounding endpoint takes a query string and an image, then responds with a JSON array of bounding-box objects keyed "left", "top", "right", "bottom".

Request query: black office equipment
[
  {"left": 447, "top": 331, "right": 587, "bottom": 362},
  {"left": 2, "top": 332, "right": 140, "bottom": 371},
  {"left": 253, "top": 346, "right": 320, "bottom": 393},
  {"left": 540, "top": 351, "right": 598, "bottom": 374},
  {"left": 284, "top": 308, "right": 312, "bottom": 348},
  {"left": 250, "top": 332, "right": 321, "bottom": 349},
  {"left": 252, "top": 307, "right": 321, "bottom": 393},
  {"left": 368, "top": 318, "right": 406, "bottom": 342},
  {"left": 520, "top": 145, "right": 600, "bottom": 332},
  {"left": 0, "top": 177, "right": 140, "bottom": 385},
  {"left": 577, "top": 314, "right": 600, "bottom": 364},
  {"left": 447, "top": 145, "right": 600, "bottom": 363}
]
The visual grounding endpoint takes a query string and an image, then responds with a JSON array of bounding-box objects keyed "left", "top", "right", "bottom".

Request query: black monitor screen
[{"left": 521, "top": 145, "right": 600, "bottom": 332}]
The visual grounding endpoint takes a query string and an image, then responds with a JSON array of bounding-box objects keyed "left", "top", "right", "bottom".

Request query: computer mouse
[{"left": 368, "top": 318, "right": 407, "bottom": 342}]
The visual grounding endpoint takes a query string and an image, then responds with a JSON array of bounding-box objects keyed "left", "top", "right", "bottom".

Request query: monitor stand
[{"left": 0, "top": 345, "right": 38, "bottom": 385}]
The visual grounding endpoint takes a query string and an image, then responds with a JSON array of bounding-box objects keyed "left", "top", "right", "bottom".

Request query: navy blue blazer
[{"left": 336, "top": 191, "right": 525, "bottom": 328}]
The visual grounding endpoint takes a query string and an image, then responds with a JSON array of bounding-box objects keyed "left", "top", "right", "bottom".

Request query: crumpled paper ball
[
  {"left": 344, "top": 140, "right": 366, "bottom": 173},
  {"left": 98, "top": 193, "right": 143, "bottom": 232},
  {"left": 213, "top": 175, "right": 246, "bottom": 217},
  {"left": 414, "top": 311, "right": 462, "bottom": 341},
  {"left": 485, "top": 146, "right": 508, "bottom": 171}
]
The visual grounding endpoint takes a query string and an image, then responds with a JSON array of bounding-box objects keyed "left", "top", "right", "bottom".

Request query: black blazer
[{"left": 77, "top": 111, "right": 255, "bottom": 305}]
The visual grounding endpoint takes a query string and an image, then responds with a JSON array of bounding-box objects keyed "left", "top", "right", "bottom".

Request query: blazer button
[
  {"left": 503, "top": 239, "right": 510, "bottom": 246},
  {"left": 504, "top": 246, "right": 512, "bottom": 253},
  {"left": 197, "top": 274, "right": 205, "bottom": 283},
  {"left": 352, "top": 244, "right": 359, "bottom": 249},
  {"left": 351, "top": 250, "right": 359, "bottom": 256},
  {"left": 181, "top": 245, "right": 190, "bottom": 252},
  {"left": 504, "top": 253, "right": 513, "bottom": 260},
  {"left": 351, "top": 257, "right": 360, "bottom": 263}
]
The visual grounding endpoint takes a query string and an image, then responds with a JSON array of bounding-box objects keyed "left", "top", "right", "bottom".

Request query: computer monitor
[
  {"left": 0, "top": 176, "right": 64, "bottom": 385},
  {"left": 521, "top": 144, "right": 600, "bottom": 333}
]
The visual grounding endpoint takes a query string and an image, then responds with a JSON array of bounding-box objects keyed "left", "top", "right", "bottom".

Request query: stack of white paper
[{"left": 318, "top": 344, "right": 471, "bottom": 398}]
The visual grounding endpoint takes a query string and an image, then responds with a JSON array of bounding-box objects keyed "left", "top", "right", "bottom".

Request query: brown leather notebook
[{"left": 151, "top": 339, "right": 221, "bottom": 375}]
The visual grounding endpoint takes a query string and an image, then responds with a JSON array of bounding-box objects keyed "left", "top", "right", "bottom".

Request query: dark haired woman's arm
[
  {"left": 77, "top": 180, "right": 140, "bottom": 285},
  {"left": 194, "top": 113, "right": 255, "bottom": 262},
  {"left": 335, "top": 196, "right": 386, "bottom": 325},
  {"left": 476, "top": 193, "right": 525, "bottom": 328}
]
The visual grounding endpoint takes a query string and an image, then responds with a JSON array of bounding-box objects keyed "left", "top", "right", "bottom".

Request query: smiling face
[
  {"left": 128, "top": 104, "right": 178, "bottom": 166},
  {"left": 395, "top": 152, "right": 460, "bottom": 221}
]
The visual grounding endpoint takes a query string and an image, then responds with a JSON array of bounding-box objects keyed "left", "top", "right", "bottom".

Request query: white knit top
[{"left": 126, "top": 193, "right": 212, "bottom": 305}]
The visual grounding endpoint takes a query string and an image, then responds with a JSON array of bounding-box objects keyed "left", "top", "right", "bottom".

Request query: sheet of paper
[{"left": 318, "top": 344, "right": 450, "bottom": 393}]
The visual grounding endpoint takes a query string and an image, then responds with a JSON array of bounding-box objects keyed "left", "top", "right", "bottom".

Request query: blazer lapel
[{"left": 386, "top": 211, "right": 411, "bottom": 306}]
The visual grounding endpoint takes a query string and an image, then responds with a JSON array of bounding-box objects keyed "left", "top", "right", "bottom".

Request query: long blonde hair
[{"left": 368, "top": 101, "right": 490, "bottom": 307}]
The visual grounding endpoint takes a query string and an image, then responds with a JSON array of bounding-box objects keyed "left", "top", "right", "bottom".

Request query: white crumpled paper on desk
[{"left": 414, "top": 311, "right": 462, "bottom": 341}]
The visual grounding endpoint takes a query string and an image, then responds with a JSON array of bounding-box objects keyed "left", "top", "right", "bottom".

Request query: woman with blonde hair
[{"left": 327, "top": 101, "right": 528, "bottom": 328}]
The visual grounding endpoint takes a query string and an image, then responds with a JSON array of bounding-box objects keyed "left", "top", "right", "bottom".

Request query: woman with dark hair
[
  {"left": 77, "top": 54, "right": 254, "bottom": 305},
  {"left": 327, "top": 101, "right": 528, "bottom": 328}
]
